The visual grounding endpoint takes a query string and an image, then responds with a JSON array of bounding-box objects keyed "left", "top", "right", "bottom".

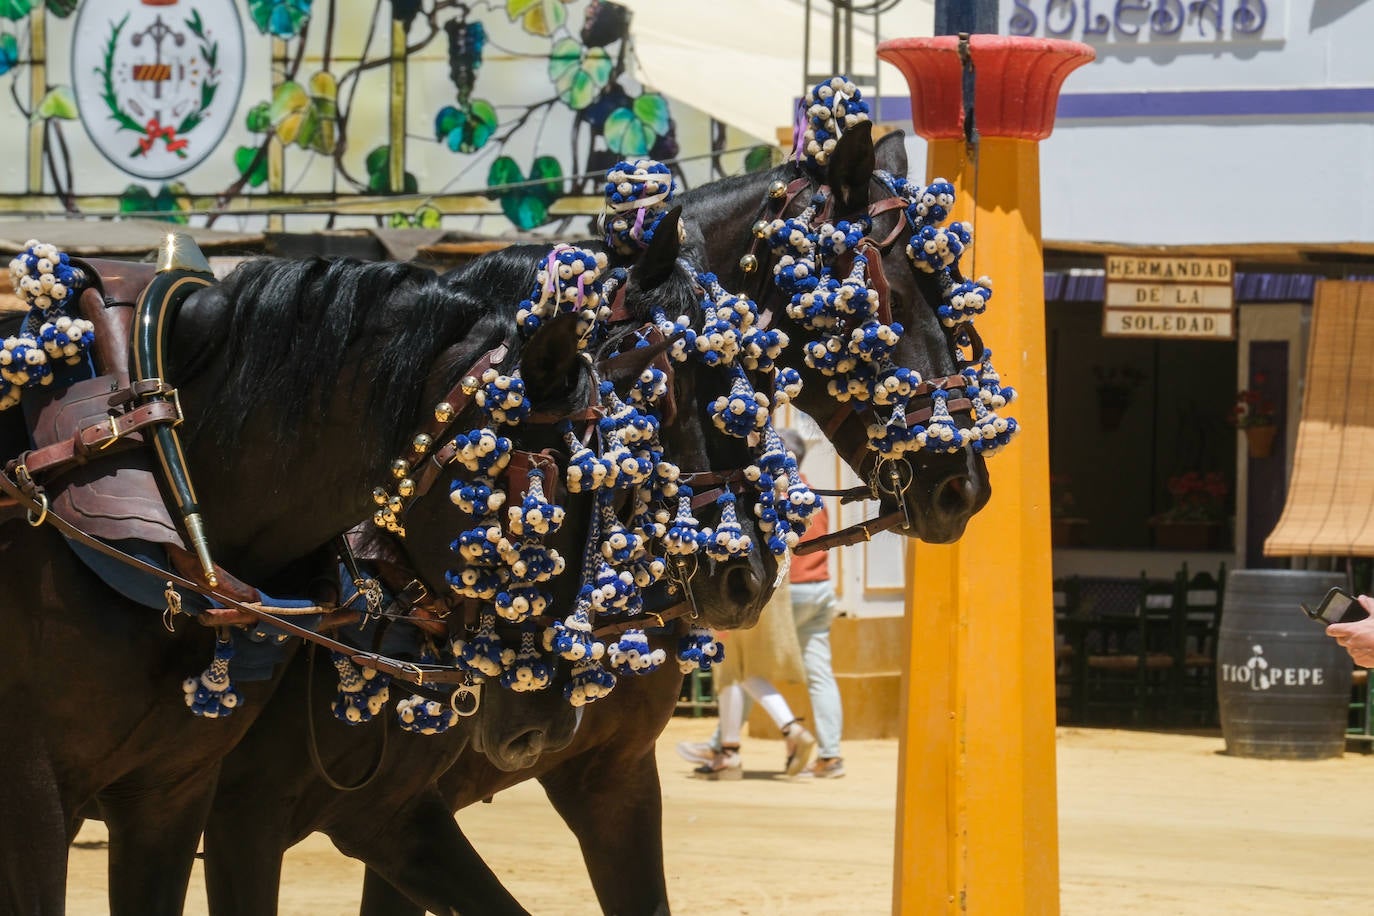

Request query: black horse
[
  {"left": 353, "top": 128, "right": 1003, "bottom": 916},
  {"left": 198, "top": 220, "right": 779, "bottom": 915},
  {"left": 678, "top": 123, "right": 993, "bottom": 544},
  {"left": 0, "top": 242, "right": 698, "bottom": 914}
]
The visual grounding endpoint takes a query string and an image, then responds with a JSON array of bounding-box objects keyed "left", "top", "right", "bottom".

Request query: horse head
[
  {"left": 679, "top": 119, "right": 997, "bottom": 544},
  {"left": 599, "top": 206, "right": 781, "bottom": 630}
]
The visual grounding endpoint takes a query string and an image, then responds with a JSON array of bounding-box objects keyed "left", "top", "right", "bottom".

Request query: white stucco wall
[{"left": 1000, "top": 0, "right": 1374, "bottom": 245}]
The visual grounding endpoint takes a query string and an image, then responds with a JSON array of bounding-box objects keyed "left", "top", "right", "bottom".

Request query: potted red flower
[
  {"left": 1227, "top": 375, "right": 1278, "bottom": 458},
  {"left": 1150, "top": 471, "right": 1228, "bottom": 550}
]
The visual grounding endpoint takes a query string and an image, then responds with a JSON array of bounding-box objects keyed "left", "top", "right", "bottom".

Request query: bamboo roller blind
[{"left": 1266, "top": 280, "right": 1374, "bottom": 556}]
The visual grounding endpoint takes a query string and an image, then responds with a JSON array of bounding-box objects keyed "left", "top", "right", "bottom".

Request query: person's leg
[
  {"left": 689, "top": 681, "right": 745, "bottom": 779},
  {"left": 793, "top": 582, "right": 843, "bottom": 760},
  {"left": 740, "top": 676, "right": 816, "bottom": 776}
]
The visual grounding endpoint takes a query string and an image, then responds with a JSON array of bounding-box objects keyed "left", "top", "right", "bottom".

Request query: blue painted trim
[{"left": 874, "top": 88, "right": 1374, "bottom": 123}]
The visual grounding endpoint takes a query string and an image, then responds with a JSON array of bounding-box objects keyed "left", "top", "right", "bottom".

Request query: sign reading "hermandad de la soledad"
[{"left": 1103, "top": 256, "right": 1235, "bottom": 340}]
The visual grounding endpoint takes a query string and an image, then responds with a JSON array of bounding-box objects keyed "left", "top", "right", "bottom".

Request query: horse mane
[{"left": 205, "top": 256, "right": 512, "bottom": 453}]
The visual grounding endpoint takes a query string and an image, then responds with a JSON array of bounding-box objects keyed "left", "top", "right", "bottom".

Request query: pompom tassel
[
  {"left": 609, "top": 628, "right": 666, "bottom": 676},
  {"left": 396, "top": 694, "right": 460, "bottom": 735},
  {"left": 677, "top": 625, "right": 724, "bottom": 674},
  {"left": 183, "top": 633, "right": 243, "bottom": 718},
  {"left": 330, "top": 653, "right": 391, "bottom": 724},
  {"left": 563, "top": 657, "right": 616, "bottom": 707}
]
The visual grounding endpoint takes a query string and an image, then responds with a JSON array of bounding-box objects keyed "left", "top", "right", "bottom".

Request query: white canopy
[{"left": 620, "top": 0, "right": 934, "bottom": 142}]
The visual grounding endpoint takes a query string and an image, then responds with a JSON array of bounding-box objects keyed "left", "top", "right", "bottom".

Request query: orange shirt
[{"left": 790, "top": 490, "right": 830, "bottom": 584}]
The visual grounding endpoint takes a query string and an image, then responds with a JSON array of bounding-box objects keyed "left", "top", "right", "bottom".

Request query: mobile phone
[{"left": 1301, "top": 587, "right": 1370, "bottom": 625}]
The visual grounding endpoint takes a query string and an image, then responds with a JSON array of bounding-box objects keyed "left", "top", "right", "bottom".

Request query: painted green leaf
[
  {"left": 632, "top": 93, "right": 670, "bottom": 136},
  {"left": 246, "top": 101, "right": 272, "bottom": 133},
  {"left": 248, "top": 0, "right": 313, "bottom": 38},
  {"left": 502, "top": 194, "right": 548, "bottom": 231},
  {"left": 155, "top": 182, "right": 190, "bottom": 225},
  {"left": 364, "top": 145, "right": 417, "bottom": 193},
  {"left": 34, "top": 86, "right": 76, "bottom": 121},
  {"left": 506, "top": 0, "right": 566, "bottom": 36},
  {"left": 745, "top": 144, "right": 779, "bottom": 174},
  {"left": 414, "top": 204, "right": 442, "bottom": 228},
  {"left": 234, "top": 145, "right": 268, "bottom": 188},
  {"left": 529, "top": 155, "right": 563, "bottom": 205},
  {"left": 435, "top": 105, "right": 463, "bottom": 141},
  {"left": 0, "top": 0, "right": 31, "bottom": 21},
  {"left": 118, "top": 184, "right": 154, "bottom": 217},
  {"left": 0, "top": 33, "right": 17, "bottom": 78},
  {"left": 603, "top": 107, "right": 652, "bottom": 157},
  {"left": 549, "top": 40, "right": 611, "bottom": 111},
  {"left": 45, "top": 0, "right": 79, "bottom": 17},
  {"left": 547, "top": 38, "right": 581, "bottom": 85},
  {"left": 487, "top": 155, "right": 524, "bottom": 197}
]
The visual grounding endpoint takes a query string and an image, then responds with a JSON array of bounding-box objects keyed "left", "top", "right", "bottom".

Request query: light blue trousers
[{"left": 791, "top": 581, "right": 842, "bottom": 759}]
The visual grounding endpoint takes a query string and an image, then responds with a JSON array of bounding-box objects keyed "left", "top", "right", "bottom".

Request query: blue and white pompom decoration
[
  {"left": 913, "top": 389, "right": 971, "bottom": 455},
  {"left": 663, "top": 490, "right": 706, "bottom": 556},
  {"left": 609, "top": 628, "right": 666, "bottom": 677},
  {"left": 800, "top": 76, "right": 871, "bottom": 169},
  {"left": 677, "top": 625, "right": 724, "bottom": 673},
  {"left": 396, "top": 693, "right": 461, "bottom": 735},
  {"left": 773, "top": 366, "right": 803, "bottom": 406},
  {"left": 450, "top": 477, "right": 505, "bottom": 516},
  {"left": 603, "top": 159, "right": 676, "bottom": 255},
  {"left": 516, "top": 245, "right": 611, "bottom": 342},
  {"left": 453, "top": 612, "right": 512, "bottom": 678},
  {"left": 906, "top": 179, "right": 956, "bottom": 227},
  {"left": 183, "top": 633, "right": 243, "bottom": 718},
  {"left": 710, "top": 371, "right": 770, "bottom": 439},
  {"left": 543, "top": 589, "right": 605, "bottom": 662},
  {"left": 475, "top": 369, "right": 529, "bottom": 425},
  {"left": 500, "top": 627, "right": 553, "bottom": 692},
  {"left": 564, "top": 656, "right": 616, "bottom": 707},
  {"left": 330, "top": 654, "right": 391, "bottom": 724},
  {"left": 564, "top": 426, "right": 618, "bottom": 493},
  {"left": 704, "top": 492, "right": 752, "bottom": 561},
  {"left": 10, "top": 239, "right": 82, "bottom": 314},
  {"left": 450, "top": 428, "right": 514, "bottom": 477}
]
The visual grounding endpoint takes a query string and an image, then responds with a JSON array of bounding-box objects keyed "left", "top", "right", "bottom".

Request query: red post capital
[{"left": 877, "top": 35, "right": 1095, "bottom": 141}]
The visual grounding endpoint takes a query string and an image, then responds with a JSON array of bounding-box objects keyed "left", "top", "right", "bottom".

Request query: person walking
[{"left": 677, "top": 427, "right": 845, "bottom": 779}]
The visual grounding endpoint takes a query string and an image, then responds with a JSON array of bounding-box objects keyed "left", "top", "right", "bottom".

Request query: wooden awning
[{"left": 1265, "top": 280, "right": 1374, "bottom": 556}]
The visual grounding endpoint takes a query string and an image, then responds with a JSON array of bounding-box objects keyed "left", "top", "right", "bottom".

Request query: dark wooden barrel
[{"left": 1218, "top": 570, "right": 1353, "bottom": 759}]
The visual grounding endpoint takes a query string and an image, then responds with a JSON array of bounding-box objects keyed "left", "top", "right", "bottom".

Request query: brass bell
[
  {"left": 371, "top": 487, "right": 389, "bottom": 506},
  {"left": 434, "top": 401, "right": 455, "bottom": 423},
  {"left": 739, "top": 253, "right": 759, "bottom": 274},
  {"left": 412, "top": 433, "right": 432, "bottom": 454},
  {"left": 390, "top": 458, "right": 409, "bottom": 479},
  {"left": 373, "top": 509, "right": 388, "bottom": 527},
  {"left": 752, "top": 220, "right": 770, "bottom": 239},
  {"left": 387, "top": 495, "right": 404, "bottom": 514},
  {"left": 397, "top": 477, "right": 416, "bottom": 498},
  {"left": 460, "top": 376, "right": 480, "bottom": 395},
  {"left": 768, "top": 179, "right": 787, "bottom": 199}
]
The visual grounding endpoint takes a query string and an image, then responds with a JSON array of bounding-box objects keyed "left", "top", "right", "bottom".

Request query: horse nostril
[
  {"left": 504, "top": 729, "right": 544, "bottom": 758},
  {"left": 935, "top": 475, "right": 975, "bottom": 516},
  {"left": 724, "top": 564, "right": 760, "bottom": 605}
]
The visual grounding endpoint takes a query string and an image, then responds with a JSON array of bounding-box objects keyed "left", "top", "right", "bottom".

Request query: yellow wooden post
[{"left": 876, "top": 35, "right": 1093, "bottom": 914}]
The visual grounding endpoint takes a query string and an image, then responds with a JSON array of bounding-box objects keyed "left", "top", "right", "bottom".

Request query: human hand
[{"left": 1326, "top": 595, "right": 1374, "bottom": 667}]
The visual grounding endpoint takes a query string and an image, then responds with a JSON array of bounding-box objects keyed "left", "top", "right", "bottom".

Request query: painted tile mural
[{"left": 0, "top": 0, "right": 775, "bottom": 233}]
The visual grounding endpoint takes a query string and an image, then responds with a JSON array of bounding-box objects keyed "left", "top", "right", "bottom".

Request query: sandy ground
[{"left": 67, "top": 720, "right": 1374, "bottom": 915}]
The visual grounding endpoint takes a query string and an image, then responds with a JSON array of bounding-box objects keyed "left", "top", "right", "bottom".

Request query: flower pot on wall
[
  {"left": 1052, "top": 517, "right": 1089, "bottom": 547},
  {"left": 1151, "top": 521, "right": 1223, "bottom": 551},
  {"left": 1245, "top": 425, "right": 1277, "bottom": 459}
]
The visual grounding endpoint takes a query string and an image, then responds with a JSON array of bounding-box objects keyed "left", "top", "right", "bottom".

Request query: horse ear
[
  {"left": 873, "top": 127, "right": 909, "bottom": 179},
  {"left": 826, "top": 120, "right": 875, "bottom": 212},
  {"left": 520, "top": 314, "right": 585, "bottom": 403},
  {"left": 633, "top": 206, "right": 683, "bottom": 290}
]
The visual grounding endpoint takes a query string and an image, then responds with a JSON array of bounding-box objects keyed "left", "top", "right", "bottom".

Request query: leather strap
[
  {"left": 20, "top": 398, "right": 182, "bottom": 477},
  {"left": 0, "top": 466, "right": 472, "bottom": 687},
  {"left": 793, "top": 509, "right": 905, "bottom": 556}
]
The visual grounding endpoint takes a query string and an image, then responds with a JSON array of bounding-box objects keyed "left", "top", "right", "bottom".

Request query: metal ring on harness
[
  {"left": 873, "top": 456, "right": 914, "bottom": 500},
  {"left": 450, "top": 681, "right": 482, "bottom": 717},
  {"left": 26, "top": 492, "right": 48, "bottom": 527}
]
